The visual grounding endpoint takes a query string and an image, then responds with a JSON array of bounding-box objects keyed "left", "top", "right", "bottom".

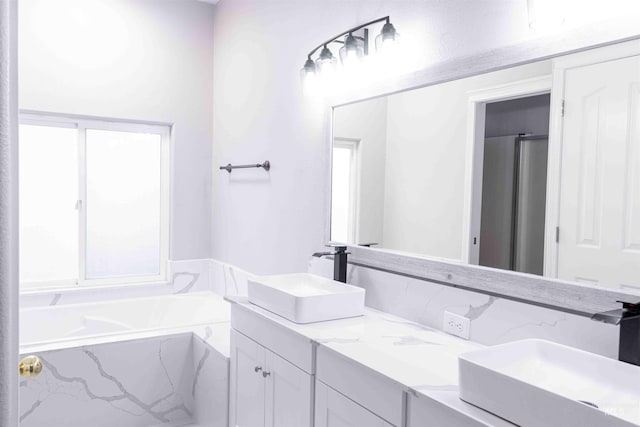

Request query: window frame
[
  {"left": 331, "top": 137, "right": 361, "bottom": 244},
  {"left": 19, "top": 112, "right": 172, "bottom": 290}
]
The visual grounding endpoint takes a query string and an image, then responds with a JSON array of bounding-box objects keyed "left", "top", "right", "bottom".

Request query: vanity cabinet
[
  {"left": 407, "top": 393, "right": 514, "bottom": 427},
  {"left": 229, "top": 330, "right": 313, "bottom": 427},
  {"left": 315, "top": 380, "right": 394, "bottom": 427},
  {"left": 315, "top": 345, "right": 405, "bottom": 426}
]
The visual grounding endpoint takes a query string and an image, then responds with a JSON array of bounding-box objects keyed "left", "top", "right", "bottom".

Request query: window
[
  {"left": 330, "top": 138, "right": 359, "bottom": 244},
  {"left": 19, "top": 114, "right": 170, "bottom": 289}
]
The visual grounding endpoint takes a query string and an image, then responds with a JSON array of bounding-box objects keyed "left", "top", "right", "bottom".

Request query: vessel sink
[
  {"left": 459, "top": 339, "right": 640, "bottom": 427},
  {"left": 247, "top": 273, "right": 365, "bottom": 324}
]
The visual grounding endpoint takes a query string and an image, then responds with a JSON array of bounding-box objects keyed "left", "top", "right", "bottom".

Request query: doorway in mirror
[{"left": 477, "top": 94, "right": 551, "bottom": 275}]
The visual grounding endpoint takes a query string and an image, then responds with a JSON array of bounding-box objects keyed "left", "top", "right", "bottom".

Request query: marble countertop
[{"left": 226, "top": 295, "right": 515, "bottom": 426}]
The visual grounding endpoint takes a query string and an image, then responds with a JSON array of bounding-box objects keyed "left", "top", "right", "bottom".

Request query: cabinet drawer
[
  {"left": 315, "top": 380, "right": 394, "bottom": 427},
  {"left": 231, "top": 304, "right": 314, "bottom": 373},
  {"left": 316, "top": 346, "right": 404, "bottom": 426},
  {"left": 407, "top": 392, "right": 515, "bottom": 427}
]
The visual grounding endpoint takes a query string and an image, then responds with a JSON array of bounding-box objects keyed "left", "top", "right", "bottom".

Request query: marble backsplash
[{"left": 308, "top": 257, "right": 619, "bottom": 359}]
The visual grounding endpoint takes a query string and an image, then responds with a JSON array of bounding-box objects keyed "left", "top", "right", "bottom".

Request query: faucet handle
[
  {"left": 325, "top": 244, "right": 349, "bottom": 253},
  {"left": 617, "top": 301, "right": 640, "bottom": 314}
]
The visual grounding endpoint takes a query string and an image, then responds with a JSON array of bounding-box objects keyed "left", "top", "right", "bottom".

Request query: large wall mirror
[{"left": 330, "top": 39, "right": 640, "bottom": 295}]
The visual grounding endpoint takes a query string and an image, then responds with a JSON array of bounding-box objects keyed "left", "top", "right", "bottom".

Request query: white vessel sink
[
  {"left": 459, "top": 339, "right": 640, "bottom": 427},
  {"left": 247, "top": 273, "right": 365, "bottom": 324}
]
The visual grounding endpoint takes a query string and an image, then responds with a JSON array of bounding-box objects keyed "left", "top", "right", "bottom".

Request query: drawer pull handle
[
  {"left": 254, "top": 366, "right": 262, "bottom": 373},
  {"left": 262, "top": 371, "right": 271, "bottom": 378}
]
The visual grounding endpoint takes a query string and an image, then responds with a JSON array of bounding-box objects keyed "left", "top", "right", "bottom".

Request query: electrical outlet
[{"left": 443, "top": 311, "right": 470, "bottom": 339}]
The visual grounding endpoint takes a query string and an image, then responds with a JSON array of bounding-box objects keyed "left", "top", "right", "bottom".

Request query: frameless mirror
[{"left": 330, "top": 41, "right": 640, "bottom": 292}]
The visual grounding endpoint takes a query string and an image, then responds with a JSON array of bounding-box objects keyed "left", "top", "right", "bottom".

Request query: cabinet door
[
  {"left": 264, "top": 349, "right": 313, "bottom": 427},
  {"left": 315, "top": 380, "right": 394, "bottom": 427},
  {"left": 229, "top": 330, "right": 266, "bottom": 427}
]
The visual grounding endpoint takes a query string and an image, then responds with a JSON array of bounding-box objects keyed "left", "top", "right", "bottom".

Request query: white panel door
[
  {"left": 264, "top": 349, "right": 313, "bottom": 427},
  {"left": 314, "top": 380, "right": 394, "bottom": 427},
  {"left": 557, "top": 54, "right": 640, "bottom": 288},
  {"left": 229, "top": 330, "right": 266, "bottom": 427}
]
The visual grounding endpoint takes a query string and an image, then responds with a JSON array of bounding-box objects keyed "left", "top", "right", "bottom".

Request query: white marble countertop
[{"left": 226, "top": 295, "right": 515, "bottom": 426}]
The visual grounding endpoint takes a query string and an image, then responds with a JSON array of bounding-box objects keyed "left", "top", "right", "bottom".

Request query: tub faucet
[
  {"left": 592, "top": 301, "right": 640, "bottom": 365},
  {"left": 312, "top": 245, "right": 350, "bottom": 283}
]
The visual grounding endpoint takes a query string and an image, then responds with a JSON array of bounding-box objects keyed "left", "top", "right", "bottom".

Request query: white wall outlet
[{"left": 443, "top": 311, "right": 471, "bottom": 340}]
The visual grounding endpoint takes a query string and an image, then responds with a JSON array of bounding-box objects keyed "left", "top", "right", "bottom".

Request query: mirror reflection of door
[
  {"left": 477, "top": 94, "right": 551, "bottom": 275},
  {"left": 556, "top": 54, "right": 640, "bottom": 289}
]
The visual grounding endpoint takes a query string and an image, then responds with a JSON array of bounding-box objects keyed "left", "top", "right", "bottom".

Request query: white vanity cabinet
[
  {"left": 315, "top": 380, "right": 394, "bottom": 427},
  {"left": 315, "top": 345, "right": 405, "bottom": 426},
  {"left": 229, "top": 330, "right": 313, "bottom": 427},
  {"left": 407, "top": 392, "right": 515, "bottom": 427}
]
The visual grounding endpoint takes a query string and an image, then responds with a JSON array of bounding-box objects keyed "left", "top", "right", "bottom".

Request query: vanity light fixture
[
  {"left": 316, "top": 45, "right": 337, "bottom": 76},
  {"left": 300, "top": 16, "right": 400, "bottom": 95},
  {"left": 339, "top": 33, "right": 365, "bottom": 69},
  {"left": 300, "top": 58, "right": 319, "bottom": 96},
  {"left": 375, "top": 20, "right": 400, "bottom": 52}
]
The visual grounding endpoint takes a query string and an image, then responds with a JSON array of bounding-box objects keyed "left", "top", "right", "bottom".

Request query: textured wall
[{"left": 0, "top": 0, "right": 19, "bottom": 425}]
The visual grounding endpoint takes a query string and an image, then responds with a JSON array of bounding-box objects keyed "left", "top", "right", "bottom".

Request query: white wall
[
  {"left": 333, "top": 98, "right": 387, "bottom": 246},
  {"left": 19, "top": 0, "right": 215, "bottom": 261},
  {"left": 211, "top": 0, "right": 640, "bottom": 274}
]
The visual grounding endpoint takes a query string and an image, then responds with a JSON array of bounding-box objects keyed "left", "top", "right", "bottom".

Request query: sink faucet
[
  {"left": 312, "top": 245, "right": 350, "bottom": 283},
  {"left": 592, "top": 301, "right": 640, "bottom": 365}
]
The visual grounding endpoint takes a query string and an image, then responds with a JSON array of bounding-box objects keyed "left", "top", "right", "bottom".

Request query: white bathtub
[{"left": 20, "top": 291, "right": 231, "bottom": 352}]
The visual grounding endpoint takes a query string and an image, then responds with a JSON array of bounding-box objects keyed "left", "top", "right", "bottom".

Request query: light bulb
[
  {"left": 300, "top": 58, "right": 320, "bottom": 97},
  {"left": 339, "top": 33, "right": 364, "bottom": 69},
  {"left": 316, "top": 45, "right": 337, "bottom": 80},
  {"left": 375, "top": 21, "right": 400, "bottom": 52}
]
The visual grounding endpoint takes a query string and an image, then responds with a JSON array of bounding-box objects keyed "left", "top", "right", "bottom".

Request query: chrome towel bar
[{"left": 219, "top": 160, "right": 270, "bottom": 173}]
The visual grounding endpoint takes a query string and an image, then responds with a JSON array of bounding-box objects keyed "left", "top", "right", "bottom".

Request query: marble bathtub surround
[
  {"left": 191, "top": 332, "right": 229, "bottom": 427},
  {"left": 20, "top": 334, "right": 199, "bottom": 427},
  {"left": 19, "top": 258, "right": 246, "bottom": 309},
  {"left": 19, "top": 292, "right": 232, "bottom": 427},
  {"left": 209, "top": 259, "right": 254, "bottom": 296},
  {"left": 20, "top": 330, "right": 230, "bottom": 427}
]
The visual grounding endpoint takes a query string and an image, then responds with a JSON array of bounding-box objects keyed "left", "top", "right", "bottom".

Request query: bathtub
[
  {"left": 20, "top": 291, "right": 231, "bottom": 352},
  {"left": 19, "top": 292, "right": 230, "bottom": 427}
]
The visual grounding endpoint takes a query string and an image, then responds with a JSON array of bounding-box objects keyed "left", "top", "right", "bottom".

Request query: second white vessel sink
[
  {"left": 459, "top": 339, "right": 640, "bottom": 427},
  {"left": 247, "top": 273, "right": 365, "bottom": 324}
]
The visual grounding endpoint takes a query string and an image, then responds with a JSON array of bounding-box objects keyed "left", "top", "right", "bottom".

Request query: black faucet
[
  {"left": 592, "top": 301, "right": 640, "bottom": 365},
  {"left": 312, "top": 245, "right": 350, "bottom": 283}
]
